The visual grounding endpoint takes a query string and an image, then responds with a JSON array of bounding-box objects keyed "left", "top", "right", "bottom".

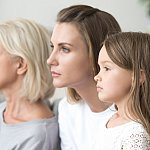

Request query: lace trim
[{"left": 121, "top": 130, "right": 150, "bottom": 149}]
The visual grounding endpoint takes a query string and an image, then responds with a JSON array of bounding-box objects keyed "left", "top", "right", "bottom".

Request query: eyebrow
[
  {"left": 58, "top": 42, "right": 73, "bottom": 47},
  {"left": 98, "top": 60, "right": 113, "bottom": 66},
  {"left": 50, "top": 41, "right": 73, "bottom": 46}
]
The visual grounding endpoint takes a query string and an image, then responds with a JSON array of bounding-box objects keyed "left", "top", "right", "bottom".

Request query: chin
[
  {"left": 53, "top": 81, "right": 67, "bottom": 88},
  {"left": 98, "top": 95, "right": 108, "bottom": 102}
]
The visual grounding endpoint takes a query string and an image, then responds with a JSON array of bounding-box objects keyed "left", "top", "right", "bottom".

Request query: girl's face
[
  {"left": 47, "top": 23, "right": 93, "bottom": 89},
  {"left": 94, "top": 45, "right": 133, "bottom": 104}
]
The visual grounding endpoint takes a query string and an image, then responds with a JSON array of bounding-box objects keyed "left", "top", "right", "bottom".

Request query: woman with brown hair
[{"left": 47, "top": 5, "right": 121, "bottom": 150}]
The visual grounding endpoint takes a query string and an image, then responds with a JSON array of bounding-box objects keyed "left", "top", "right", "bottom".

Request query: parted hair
[
  {"left": 56, "top": 5, "right": 121, "bottom": 102},
  {"left": 0, "top": 18, "right": 55, "bottom": 102},
  {"left": 104, "top": 32, "right": 150, "bottom": 135}
]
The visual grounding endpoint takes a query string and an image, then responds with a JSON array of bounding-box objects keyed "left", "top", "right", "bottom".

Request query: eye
[
  {"left": 104, "top": 67, "right": 110, "bottom": 71},
  {"left": 50, "top": 43, "right": 54, "bottom": 50},
  {"left": 61, "top": 47, "right": 70, "bottom": 53}
]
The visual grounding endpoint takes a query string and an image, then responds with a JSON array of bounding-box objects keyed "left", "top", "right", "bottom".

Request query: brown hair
[
  {"left": 56, "top": 5, "right": 121, "bottom": 102},
  {"left": 104, "top": 32, "right": 150, "bottom": 135}
]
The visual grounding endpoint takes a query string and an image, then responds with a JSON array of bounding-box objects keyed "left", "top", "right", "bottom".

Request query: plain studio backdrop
[{"left": 0, "top": 0, "right": 150, "bottom": 101}]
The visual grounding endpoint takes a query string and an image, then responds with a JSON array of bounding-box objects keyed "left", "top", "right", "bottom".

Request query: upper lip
[
  {"left": 96, "top": 84, "right": 102, "bottom": 89},
  {"left": 51, "top": 71, "right": 61, "bottom": 75}
]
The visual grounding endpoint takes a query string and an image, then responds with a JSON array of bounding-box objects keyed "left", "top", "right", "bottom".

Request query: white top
[
  {"left": 93, "top": 118, "right": 150, "bottom": 150},
  {"left": 0, "top": 102, "right": 60, "bottom": 150},
  {"left": 58, "top": 97, "right": 116, "bottom": 150}
]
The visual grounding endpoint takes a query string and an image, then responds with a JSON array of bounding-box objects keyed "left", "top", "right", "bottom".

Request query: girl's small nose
[{"left": 94, "top": 73, "right": 102, "bottom": 82}]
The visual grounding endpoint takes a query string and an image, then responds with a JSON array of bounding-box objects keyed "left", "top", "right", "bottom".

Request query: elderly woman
[{"left": 0, "top": 19, "right": 60, "bottom": 150}]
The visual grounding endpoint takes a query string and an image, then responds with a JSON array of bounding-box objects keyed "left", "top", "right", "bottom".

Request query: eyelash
[
  {"left": 50, "top": 44, "right": 54, "bottom": 49},
  {"left": 104, "top": 67, "right": 110, "bottom": 71},
  {"left": 50, "top": 43, "right": 70, "bottom": 53},
  {"left": 99, "top": 66, "right": 110, "bottom": 71},
  {"left": 61, "top": 47, "right": 70, "bottom": 53}
]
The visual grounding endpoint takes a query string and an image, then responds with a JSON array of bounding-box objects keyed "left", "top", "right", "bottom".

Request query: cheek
[
  {"left": 67, "top": 62, "right": 92, "bottom": 81},
  {"left": 61, "top": 55, "right": 92, "bottom": 75},
  {"left": 105, "top": 76, "right": 132, "bottom": 99},
  {"left": 57, "top": 58, "right": 92, "bottom": 87},
  {"left": 107, "top": 75, "right": 131, "bottom": 90}
]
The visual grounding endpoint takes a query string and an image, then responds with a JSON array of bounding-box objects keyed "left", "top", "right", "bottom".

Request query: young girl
[
  {"left": 94, "top": 32, "right": 150, "bottom": 149},
  {"left": 47, "top": 5, "right": 121, "bottom": 150}
]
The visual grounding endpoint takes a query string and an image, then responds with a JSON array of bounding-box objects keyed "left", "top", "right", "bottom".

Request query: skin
[
  {"left": 47, "top": 23, "right": 93, "bottom": 89},
  {"left": 0, "top": 46, "right": 19, "bottom": 94},
  {"left": 47, "top": 23, "right": 108, "bottom": 112},
  {"left": 0, "top": 46, "right": 53, "bottom": 124},
  {"left": 94, "top": 45, "right": 133, "bottom": 127}
]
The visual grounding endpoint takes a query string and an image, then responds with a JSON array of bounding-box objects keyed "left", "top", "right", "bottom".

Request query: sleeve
[
  {"left": 58, "top": 98, "right": 75, "bottom": 150},
  {"left": 121, "top": 127, "right": 150, "bottom": 150}
]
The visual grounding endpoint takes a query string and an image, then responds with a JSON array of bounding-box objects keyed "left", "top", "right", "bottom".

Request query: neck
[
  {"left": 4, "top": 96, "right": 33, "bottom": 122},
  {"left": 74, "top": 80, "right": 111, "bottom": 112}
]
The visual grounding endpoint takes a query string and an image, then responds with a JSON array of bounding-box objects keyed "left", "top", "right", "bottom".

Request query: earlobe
[{"left": 17, "top": 58, "right": 27, "bottom": 75}]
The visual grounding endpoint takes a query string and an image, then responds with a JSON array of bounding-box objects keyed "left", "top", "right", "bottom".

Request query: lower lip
[
  {"left": 51, "top": 72, "right": 61, "bottom": 77},
  {"left": 96, "top": 87, "right": 103, "bottom": 92}
]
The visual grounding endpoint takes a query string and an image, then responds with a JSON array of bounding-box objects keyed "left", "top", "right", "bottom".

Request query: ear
[
  {"left": 131, "top": 70, "right": 145, "bottom": 85},
  {"left": 17, "top": 58, "right": 27, "bottom": 75},
  {"left": 140, "top": 69, "right": 145, "bottom": 85}
]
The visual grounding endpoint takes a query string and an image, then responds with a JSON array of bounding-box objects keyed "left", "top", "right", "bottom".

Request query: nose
[
  {"left": 47, "top": 50, "right": 58, "bottom": 66},
  {"left": 94, "top": 72, "right": 102, "bottom": 82}
]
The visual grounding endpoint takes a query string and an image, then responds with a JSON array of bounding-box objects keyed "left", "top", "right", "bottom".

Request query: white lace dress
[{"left": 93, "top": 121, "right": 150, "bottom": 150}]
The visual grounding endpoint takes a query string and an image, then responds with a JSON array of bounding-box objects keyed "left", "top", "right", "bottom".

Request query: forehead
[
  {"left": 51, "top": 23, "right": 84, "bottom": 44},
  {"left": 99, "top": 45, "right": 110, "bottom": 62}
]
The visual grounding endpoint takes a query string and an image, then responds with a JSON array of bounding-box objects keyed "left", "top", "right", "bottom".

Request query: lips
[
  {"left": 51, "top": 71, "right": 61, "bottom": 77},
  {"left": 96, "top": 85, "right": 103, "bottom": 92}
]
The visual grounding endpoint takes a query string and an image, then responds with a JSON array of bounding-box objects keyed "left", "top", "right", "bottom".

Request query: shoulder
[
  {"left": 58, "top": 97, "right": 87, "bottom": 117},
  {"left": 124, "top": 122, "right": 149, "bottom": 136},
  {"left": 121, "top": 122, "right": 150, "bottom": 149},
  {"left": 59, "top": 97, "right": 85, "bottom": 110},
  {"left": 24, "top": 118, "right": 59, "bottom": 148},
  {"left": 41, "top": 117, "right": 59, "bottom": 133},
  {"left": 41, "top": 117, "right": 60, "bottom": 149},
  {"left": 58, "top": 97, "right": 88, "bottom": 124},
  {"left": 40, "top": 117, "right": 60, "bottom": 149},
  {"left": 18, "top": 121, "right": 60, "bottom": 150},
  {"left": 58, "top": 97, "right": 70, "bottom": 108},
  {"left": 23, "top": 117, "right": 58, "bottom": 133}
]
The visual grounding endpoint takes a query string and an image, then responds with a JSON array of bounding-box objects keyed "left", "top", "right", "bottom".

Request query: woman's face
[{"left": 47, "top": 23, "right": 93, "bottom": 88}]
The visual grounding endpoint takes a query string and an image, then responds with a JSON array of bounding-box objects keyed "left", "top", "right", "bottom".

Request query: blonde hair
[{"left": 0, "top": 18, "right": 55, "bottom": 102}]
